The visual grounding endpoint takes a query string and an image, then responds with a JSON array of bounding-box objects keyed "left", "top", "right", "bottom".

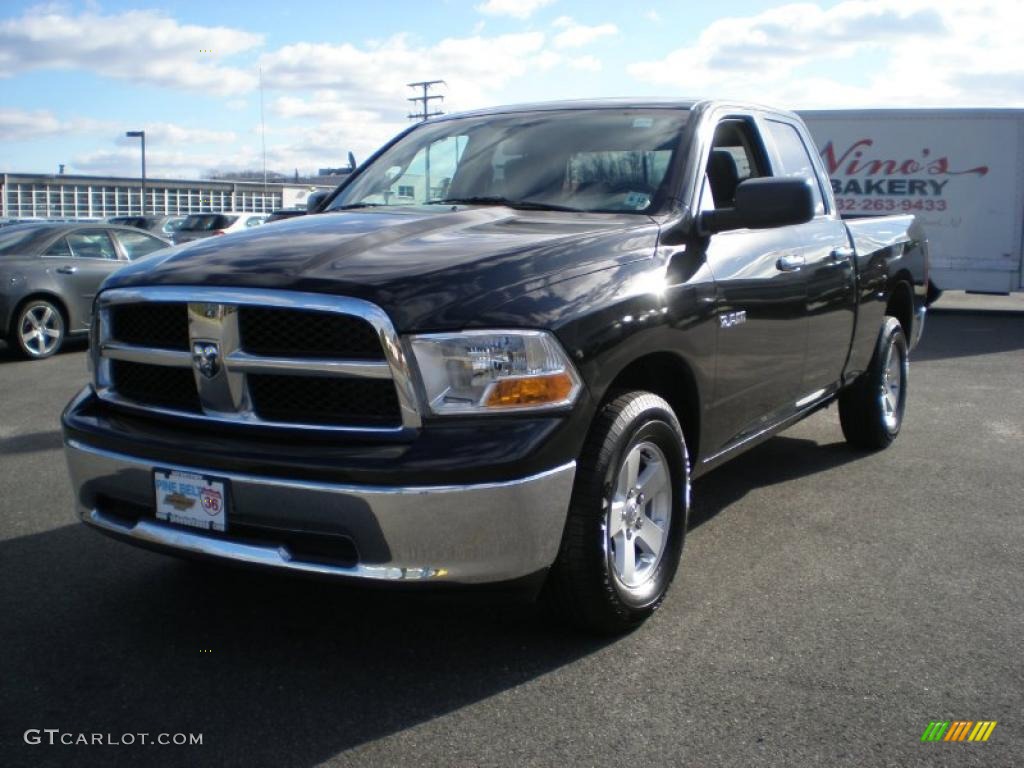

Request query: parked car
[
  {"left": 172, "top": 212, "right": 268, "bottom": 244},
  {"left": 107, "top": 215, "right": 187, "bottom": 241},
  {"left": 1, "top": 222, "right": 169, "bottom": 358},
  {"left": 62, "top": 99, "right": 930, "bottom": 633},
  {"left": 265, "top": 209, "right": 307, "bottom": 223}
]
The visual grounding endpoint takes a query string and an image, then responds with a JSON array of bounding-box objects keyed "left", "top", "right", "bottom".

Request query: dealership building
[{"left": 0, "top": 172, "right": 342, "bottom": 220}]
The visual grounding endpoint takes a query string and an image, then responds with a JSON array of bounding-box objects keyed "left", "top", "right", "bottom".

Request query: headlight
[{"left": 408, "top": 330, "right": 582, "bottom": 415}]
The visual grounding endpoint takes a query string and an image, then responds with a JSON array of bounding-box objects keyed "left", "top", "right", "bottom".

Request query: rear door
[
  {"left": 44, "top": 230, "right": 124, "bottom": 330},
  {"left": 699, "top": 116, "right": 809, "bottom": 452},
  {"left": 762, "top": 117, "right": 856, "bottom": 398}
]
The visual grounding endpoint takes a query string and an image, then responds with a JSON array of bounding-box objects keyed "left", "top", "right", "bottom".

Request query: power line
[{"left": 407, "top": 80, "right": 445, "bottom": 121}]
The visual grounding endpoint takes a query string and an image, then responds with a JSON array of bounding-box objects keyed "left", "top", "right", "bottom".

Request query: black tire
[
  {"left": 11, "top": 299, "right": 66, "bottom": 360},
  {"left": 543, "top": 391, "right": 689, "bottom": 634},
  {"left": 839, "top": 316, "right": 908, "bottom": 450}
]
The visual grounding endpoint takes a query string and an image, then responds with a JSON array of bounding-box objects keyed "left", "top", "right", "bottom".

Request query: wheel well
[
  {"left": 886, "top": 277, "right": 914, "bottom": 338},
  {"left": 604, "top": 352, "right": 700, "bottom": 463},
  {"left": 11, "top": 293, "right": 70, "bottom": 335}
]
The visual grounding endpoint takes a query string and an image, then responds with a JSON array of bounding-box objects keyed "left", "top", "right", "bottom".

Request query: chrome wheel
[
  {"left": 606, "top": 440, "right": 672, "bottom": 589},
  {"left": 18, "top": 302, "right": 64, "bottom": 357},
  {"left": 879, "top": 340, "right": 904, "bottom": 432}
]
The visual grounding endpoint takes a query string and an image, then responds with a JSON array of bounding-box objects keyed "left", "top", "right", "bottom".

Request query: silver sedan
[{"left": 0, "top": 222, "right": 170, "bottom": 359}]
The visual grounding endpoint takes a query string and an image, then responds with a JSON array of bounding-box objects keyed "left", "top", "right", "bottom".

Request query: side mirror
[
  {"left": 306, "top": 189, "right": 329, "bottom": 213},
  {"left": 700, "top": 178, "right": 815, "bottom": 235}
]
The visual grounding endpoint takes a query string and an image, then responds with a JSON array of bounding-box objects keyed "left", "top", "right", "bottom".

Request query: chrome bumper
[{"left": 64, "top": 439, "right": 575, "bottom": 584}]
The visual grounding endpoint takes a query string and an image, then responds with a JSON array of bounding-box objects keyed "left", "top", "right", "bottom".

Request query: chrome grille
[
  {"left": 93, "top": 287, "right": 422, "bottom": 433},
  {"left": 110, "top": 360, "right": 201, "bottom": 413},
  {"left": 239, "top": 307, "right": 385, "bottom": 360},
  {"left": 248, "top": 374, "right": 400, "bottom": 426},
  {"left": 109, "top": 302, "right": 189, "bottom": 350}
]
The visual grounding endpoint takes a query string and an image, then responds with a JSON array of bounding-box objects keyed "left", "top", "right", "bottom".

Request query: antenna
[
  {"left": 259, "top": 64, "right": 268, "bottom": 209},
  {"left": 407, "top": 80, "right": 445, "bottom": 121}
]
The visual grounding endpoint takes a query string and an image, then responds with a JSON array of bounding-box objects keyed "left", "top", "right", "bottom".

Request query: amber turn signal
[{"left": 484, "top": 372, "right": 576, "bottom": 408}]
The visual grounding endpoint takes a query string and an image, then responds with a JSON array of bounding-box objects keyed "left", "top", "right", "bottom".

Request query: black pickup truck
[{"left": 62, "top": 99, "right": 929, "bottom": 633}]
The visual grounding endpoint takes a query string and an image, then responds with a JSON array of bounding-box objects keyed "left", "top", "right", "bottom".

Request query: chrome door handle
[
  {"left": 56, "top": 265, "right": 78, "bottom": 274},
  {"left": 831, "top": 246, "right": 854, "bottom": 262},
  {"left": 776, "top": 254, "right": 805, "bottom": 272}
]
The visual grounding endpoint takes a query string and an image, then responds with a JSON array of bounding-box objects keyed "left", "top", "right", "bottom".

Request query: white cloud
[
  {"left": 71, "top": 147, "right": 257, "bottom": 178},
  {"left": 273, "top": 95, "right": 381, "bottom": 123},
  {"left": 0, "top": 7, "right": 262, "bottom": 94},
  {"left": 644, "top": 10, "right": 661, "bottom": 22},
  {"left": 70, "top": 132, "right": 366, "bottom": 179},
  {"left": 0, "top": 108, "right": 237, "bottom": 146},
  {"left": 120, "top": 123, "right": 238, "bottom": 146},
  {"left": 628, "top": 0, "right": 1024, "bottom": 108},
  {"left": 0, "top": 108, "right": 244, "bottom": 178},
  {"left": 260, "top": 32, "right": 550, "bottom": 114},
  {"left": 567, "top": 55, "right": 602, "bottom": 72},
  {"left": 476, "top": 0, "right": 554, "bottom": 20},
  {"left": 0, "top": 108, "right": 135, "bottom": 141},
  {"left": 551, "top": 18, "right": 618, "bottom": 49},
  {"left": 271, "top": 94, "right": 407, "bottom": 159}
]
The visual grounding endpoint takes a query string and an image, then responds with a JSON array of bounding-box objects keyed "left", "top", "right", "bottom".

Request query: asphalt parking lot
[{"left": 1, "top": 303, "right": 1022, "bottom": 768}]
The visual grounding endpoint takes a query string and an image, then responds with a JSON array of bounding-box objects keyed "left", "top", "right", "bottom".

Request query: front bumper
[{"left": 64, "top": 438, "right": 576, "bottom": 584}]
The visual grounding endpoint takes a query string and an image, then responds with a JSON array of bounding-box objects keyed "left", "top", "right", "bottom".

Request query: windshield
[
  {"left": 180, "top": 214, "right": 236, "bottom": 231},
  {"left": 329, "top": 108, "right": 689, "bottom": 215},
  {"left": 0, "top": 225, "right": 48, "bottom": 256}
]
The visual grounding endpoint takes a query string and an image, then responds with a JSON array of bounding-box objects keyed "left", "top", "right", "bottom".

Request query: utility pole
[
  {"left": 407, "top": 80, "right": 444, "bottom": 201},
  {"left": 407, "top": 80, "right": 445, "bottom": 122}
]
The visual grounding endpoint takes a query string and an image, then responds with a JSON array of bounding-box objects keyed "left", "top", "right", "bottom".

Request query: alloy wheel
[
  {"left": 606, "top": 440, "right": 673, "bottom": 589},
  {"left": 19, "top": 304, "right": 63, "bottom": 357},
  {"left": 879, "top": 340, "right": 904, "bottom": 432}
]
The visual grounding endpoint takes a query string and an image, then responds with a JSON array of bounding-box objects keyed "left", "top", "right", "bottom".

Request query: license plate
[{"left": 154, "top": 469, "right": 228, "bottom": 532}]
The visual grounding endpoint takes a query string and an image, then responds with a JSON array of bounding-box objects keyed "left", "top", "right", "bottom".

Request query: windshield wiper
[
  {"left": 330, "top": 203, "right": 387, "bottom": 211},
  {"left": 427, "top": 196, "right": 582, "bottom": 213}
]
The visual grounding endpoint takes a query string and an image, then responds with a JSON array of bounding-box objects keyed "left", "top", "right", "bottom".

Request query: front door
[{"left": 699, "top": 117, "right": 809, "bottom": 453}]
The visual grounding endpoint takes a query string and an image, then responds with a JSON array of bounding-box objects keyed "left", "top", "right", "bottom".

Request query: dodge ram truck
[{"left": 62, "top": 99, "right": 929, "bottom": 633}]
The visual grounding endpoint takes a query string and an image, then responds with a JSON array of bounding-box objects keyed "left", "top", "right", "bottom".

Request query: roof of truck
[
  {"left": 431, "top": 97, "right": 804, "bottom": 123},
  {"left": 434, "top": 97, "right": 700, "bottom": 121}
]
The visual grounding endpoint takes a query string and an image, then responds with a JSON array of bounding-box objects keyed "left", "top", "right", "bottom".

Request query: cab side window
[
  {"left": 701, "top": 119, "right": 768, "bottom": 210},
  {"left": 765, "top": 120, "right": 826, "bottom": 215}
]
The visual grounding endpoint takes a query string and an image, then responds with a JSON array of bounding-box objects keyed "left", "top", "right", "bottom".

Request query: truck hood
[{"left": 105, "top": 206, "right": 658, "bottom": 330}]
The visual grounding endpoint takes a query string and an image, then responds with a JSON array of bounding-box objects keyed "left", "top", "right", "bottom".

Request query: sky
[{"left": 0, "top": 0, "right": 1021, "bottom": 180}]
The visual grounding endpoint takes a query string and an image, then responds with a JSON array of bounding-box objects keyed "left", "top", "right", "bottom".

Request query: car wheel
[
  {"left": 544, "top": 390, "right": 689, "bottom": 634},
  {"left": 12, "top": 299, "right": 65, "bottom": 359},
  {"left": 839, "top": 316, "right": 908, "bottom": 450}
]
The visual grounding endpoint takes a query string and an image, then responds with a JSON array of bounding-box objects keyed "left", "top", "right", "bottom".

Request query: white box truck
[{"left": 800, "top": 109, "right": 1024, "bottom": 294}]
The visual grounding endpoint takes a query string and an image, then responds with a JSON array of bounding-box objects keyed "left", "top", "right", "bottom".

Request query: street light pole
[{"left": 126, "top": 130, "right": 146, "bottom": 215}]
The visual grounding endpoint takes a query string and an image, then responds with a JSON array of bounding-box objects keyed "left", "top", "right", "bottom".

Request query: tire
[
  {"left": 11, "top": 299, "right": 66, "bottom": 359},
  {"left": 838, "top": 316, "right": 908, "bottom": 450},
  {"left": 543, "top": 391, "right": 689, "bottom": 634}
]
